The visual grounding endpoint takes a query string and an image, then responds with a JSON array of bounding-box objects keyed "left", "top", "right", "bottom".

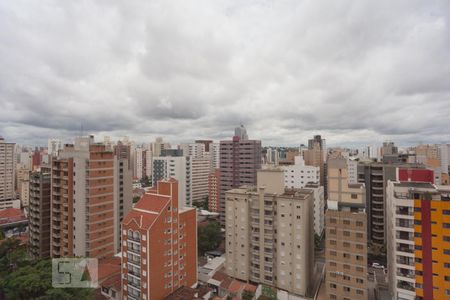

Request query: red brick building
[{"left": 121, "top": 178, "right": 197, "bottom": 300}]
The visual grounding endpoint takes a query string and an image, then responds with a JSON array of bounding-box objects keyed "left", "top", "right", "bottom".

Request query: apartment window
[
  {"left": 344, "top": 287, "right": 351, "bottom": 292},
  {"left": 351, "top": 194, "right": 358, "bottom": 199},
  {"left": 343, "top": 264, "right": 350, "bottom": 270},
  {"left": 343, "top": 220, "right": 350, "bottom": 225},
  {"left": 444, "top": 249, "right": 450, "bottom": 255},
  {"left": 329, "top": 250, "right": 337, "bottom": 256},
  {"left": 343, "top": 275, "right": 350, "bottom": 281},
  {"left": 356, "top": 232, "right": 363, "bottom": 238},
  {"left": 356, "top": 290, "right": 364, "bottom": 295},
  {"left": 343, "top": 231, "right": 350, "bottom": 237},
  {"left": 443, "top": 223, "right": 450, "bottom": 229},
  {"left": 356, "top": 221, "right": 363, "bottom": 227},
  {"left": 443, "top": 210, "right": 450, "bottom": 215},
  {"left": 356, "top": 255, "right": 363, "bottom": 261},
  {"left": 356, "top": 278, "right": 364, "bottom": 284},
  {"left": 329, "top": 218, "right": 337, "bottom": 224},
  {"left": 343, "top": 242, "right": 350, "bottom": 248},
  {"left": 330, "top": 240, "right": 336, "bottom": 245},
  {"left": 330, "top": 283, "right": 336, "bottom": 289}
]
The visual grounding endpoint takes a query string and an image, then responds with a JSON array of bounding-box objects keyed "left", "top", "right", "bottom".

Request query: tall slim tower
[
  {"left": 218, "top": 128, "right": 261, "bottom": 224},
  {"left": 325, "top": 156, "right": 368, "bottom": 300},
  {"left": 0, "top": 137, "right": 16, "bottom": 209},
  {"left": 51, "top": 136, "right": 115, "bottom": 260},
  {"left": 29, "top": 166, "right": 51, "bottom": 259}
]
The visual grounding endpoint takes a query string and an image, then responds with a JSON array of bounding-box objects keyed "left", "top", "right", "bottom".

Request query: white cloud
[{"left": 0, "top": 0, "right": 449, "bottom": 147}]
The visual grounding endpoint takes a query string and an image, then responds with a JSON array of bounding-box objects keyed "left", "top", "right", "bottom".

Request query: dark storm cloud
[{"left": 1, "top": 0, "right": 450, "bottom": 146}]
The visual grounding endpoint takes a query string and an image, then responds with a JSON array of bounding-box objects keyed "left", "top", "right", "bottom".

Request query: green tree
[
  {"left": 0, "top": 239, "right": 93, "bottom": 300},
  {"left": 197, "top": 221, "right": 221, "bottom": 255},
  {"left": 242, "top": 290, "right": 255, "bottom": 300}
]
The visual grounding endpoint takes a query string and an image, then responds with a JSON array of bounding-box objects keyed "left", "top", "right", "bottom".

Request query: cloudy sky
[{"left": 1, "top": 0, "right": 449, "bottom": 147}]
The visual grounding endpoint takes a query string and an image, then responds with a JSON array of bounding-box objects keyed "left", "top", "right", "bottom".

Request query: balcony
[
  {"left": 396, "top": 232, "right": 413, "bottom": 241},
  {"left": 397, "top": 280, "right": 415, "bottom": 292},
  {"left": 396, "top": 257, "right": 414, "bottom": 267},
  {"left": 396, "top": 244, "right": 414, "bottom": 254},
  {"left": 397, "top": 269, "right": 415, "bottom": 279},
  {"left": 396, "top": 207, "right": 413, "bottom": 216},
  {"left": 396, "top": 220, "right": 413, "bottom": 229}
]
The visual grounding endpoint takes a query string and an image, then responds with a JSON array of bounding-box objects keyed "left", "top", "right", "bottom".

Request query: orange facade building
[
  {"left": 121, "top": 178, "right": 197, "bottom": 300},
  {"left": 387, "top": 181, "right": 450, "bottom": 300},
  {"left": 51, "top": 136, "right": 115, "bottom": 260}
]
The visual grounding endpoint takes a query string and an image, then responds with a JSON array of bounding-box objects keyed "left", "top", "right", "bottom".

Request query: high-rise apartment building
[
  {"left": 0, "top": 137, "right": 17, "bottom": 210},
  {"left": 180, "top": 143, "right": 206, "bottom": 158},
  {"left": 16, "top": 164, "right": 30, "bottom": 207},
  {"left": 304, "top": 135, "right": 326, "bottom": 197},
  {"left": 208, "top": 169, "right": 220, "bottom": 212},
  {"left": 325, "top": 156, "right": 368, "bottom": 300},
  {"left": 121, "top": 179, "right": 197, "bottom": 300},
  {"left": 153, "top": 154, "right": 210, "bottom": 207},
  {"left": 305, "top": 182, "right": 325, "bottom": 236},
  {"left": 357, "top": 162, "right": 425, "bottom": 246},
  {"left": 113, "top": 143, "right": 133, "bottom": 253},
  {"left": 219, "top": 133, "right": 261, "bottom": 224},
  {"left": 281, "top": 155, "right": 319, "bottom": 189},
  {"left": 381, "top": 141, "right": 398, "bottom": 157},
  {"left": 195, "top": 140, "right": 213, "bottom": 152},
  {"left": 225, "top": 169, "right": 314, "bottom": 297},
  {"left": 29, "top": 166, "right": 51, "bottom": 259},
  {"left": 189, "top": 156, "right": 210, "bottom": 205},
  {"left": 47, "top": 138, "right": 62, "bottom": 156},
  {"left": 152, "top": 137, "right": 170, "bottom": 157},
  {"left": 135, "top": 146, "right": 147, "bottom": 180},
  {"left": 234, "top": 124, "right": 249, "bottom": 140},
  {"left": 153, "top": 156, "right": 188, "bottom": 207},
  {"left": 51, "top": 136, "right": 115, "bottom": 260},
  {"left": 386, "top": 181, "right": 450, "bottom": 300},
  {"left": 209, "top": 143, "right": 220, "bottom": 170}
]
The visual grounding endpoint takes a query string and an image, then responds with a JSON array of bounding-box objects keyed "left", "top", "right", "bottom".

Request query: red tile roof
[
  {"left": 0, "top": 208, "right": 26, "bottom": 224},
  {"left": 135, "top": 193, "right": 170, "bottom": 213},
  {"left": 122, "top": 209, "right": 158, "bottom": 230},
  {"left": 228, "top": 280, "right": 244, "bottom": 294}
]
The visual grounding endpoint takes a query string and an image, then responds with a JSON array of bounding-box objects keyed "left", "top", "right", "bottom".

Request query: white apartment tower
[{"left": 281, "top": 155, "right": 319, "bottom": 189}]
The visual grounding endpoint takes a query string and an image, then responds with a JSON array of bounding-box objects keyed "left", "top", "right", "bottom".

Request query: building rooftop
[
  {"left": 393, "top": 182, "right": 435, "bottom": 189},
  {"left": 0, "top": 208, "right": 27, "bottom": 226}
]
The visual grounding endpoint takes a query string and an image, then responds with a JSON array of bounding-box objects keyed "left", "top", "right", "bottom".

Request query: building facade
[
  {"left": 51, "top": 136, "right": 115, "bottom": 260},
  {"left": 208, "top": 169, "right": 220, "bottom": 212},
  {"left": 113, "top": 146, "right": 133, "bottom": 254},
  {"left": 386, "top": 181, "right": 450, "bottom": 300},
  {"left": 225, "top": 169, "right": 314, "bottom": 297},
  {"left": 357, "top": 162, "right": 426, "bottom": 246},
  {"left": 325, "top": 156, "right": 368, "bottom": 300},
  {"left": 281, "top": 155, "right": 319, "bottom": 189},
  {"left": 0, "top": 137, "right": 16, "bottom": 209},
  {"left": 219, "top": 136, "right": 261, "bottom": 224},
  {"left": 28, "top": 166, "right": 51, "bottom": 259},
  {"left": 121, "top": 178, "right": 197, "bottom": 300}
]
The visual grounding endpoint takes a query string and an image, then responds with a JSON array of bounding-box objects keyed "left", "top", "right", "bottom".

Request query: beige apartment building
[
  {"left": 225, "top": 169, "right": 314, "bottom": 297},
  {"left": 325, "top": 156, "right": 368, "bottom": 300},
  {"left": 0, "top": 137, "right": 17, "bottom": 209}
]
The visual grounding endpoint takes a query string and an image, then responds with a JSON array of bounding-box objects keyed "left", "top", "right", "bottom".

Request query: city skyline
[{"left": 1, "top": 1, "right": 450, "bottom": 146}]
